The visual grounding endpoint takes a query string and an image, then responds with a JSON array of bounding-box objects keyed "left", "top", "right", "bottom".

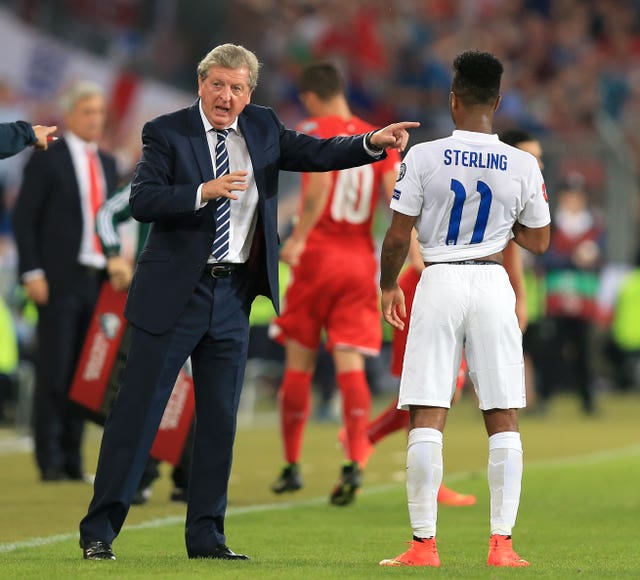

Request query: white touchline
[{"left": 1, "top": 444, "right": 638, "bottom": 554}]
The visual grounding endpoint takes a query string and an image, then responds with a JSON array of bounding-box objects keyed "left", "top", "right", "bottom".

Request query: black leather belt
[
  {"left": 79, "top": 265, "right": 105, "bottom": 277},
  {"left": 425, "top": 259, "right": 502, "bottom": 266},
  {"left": 206, "top": 263, "right": 242, "bottom": 278}
]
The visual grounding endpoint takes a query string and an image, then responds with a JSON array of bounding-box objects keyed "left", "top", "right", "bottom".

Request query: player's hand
[
  {"left": 201, "top": 170, "right": 248, "bottom": 201},
  {"left": 107, "top": 256, "right": 133, "bottom": 292},
  {"left": 32, "top": 125, "right": 58, "bottom": 150},
  {"left": 279, "top": 236, "right": 306, "bottom": 267},
  {"left": 371, "top": 122, "right": 421, "bottom": 153},
  {"left": 24, "top": 275, "right": 49, "bottom": 305},
  {"left": 515, "top": 296, "right": 528, "bottom": 333},
  {"left": 381, "top": 285, "right": 407, "bottom": 330}
]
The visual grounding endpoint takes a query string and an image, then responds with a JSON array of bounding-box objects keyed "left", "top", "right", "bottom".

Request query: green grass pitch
[{"left": 1, "top": 391, "right": 639, "bottom": 578}]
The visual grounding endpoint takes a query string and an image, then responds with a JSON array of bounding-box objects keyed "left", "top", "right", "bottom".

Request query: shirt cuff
[
  {"left": 363, "top": 131, "right": 384, "bottom": 157},
  {"left": 22, "top": 269, "right": 45, "bottom": 282},
  {"left": 196, "top": 184, "right": 207, "bottom": 209},
  {"left": 104, "top": 247, "right": 121, "bottom": 258}
]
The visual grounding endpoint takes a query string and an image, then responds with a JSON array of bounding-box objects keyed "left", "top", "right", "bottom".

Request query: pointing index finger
[{"left": 396, "top": 121, "right": 421, "bottom": 130}]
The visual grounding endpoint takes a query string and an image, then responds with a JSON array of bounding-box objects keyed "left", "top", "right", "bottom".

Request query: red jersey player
[{"left": 269, "top": 62, "right": 400, "bottom": 505}]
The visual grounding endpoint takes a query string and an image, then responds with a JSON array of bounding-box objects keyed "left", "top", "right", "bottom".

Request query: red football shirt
[{"left": 296, "top": 115, "right": 400, "bottom": 251}]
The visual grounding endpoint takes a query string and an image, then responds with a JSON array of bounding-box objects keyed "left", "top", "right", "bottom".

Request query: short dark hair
[
  {"left": 451, "top": 51, "right": 503, "bottom": 106},
  {"left": 299, "top": 62, "right": 344, "bottom": 101},
  {"left": 500, "top": 128, "right": 534, "bottom": 147}
]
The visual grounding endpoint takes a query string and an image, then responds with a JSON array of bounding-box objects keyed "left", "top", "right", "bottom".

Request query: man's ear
[{"left": 493, "top": 94, "right": 502, "bottom": 112}]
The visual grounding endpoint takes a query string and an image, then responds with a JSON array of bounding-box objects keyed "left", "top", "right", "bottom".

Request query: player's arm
[
  {"left": 280, "top": 171, "right": 332, "bottom": 267},
  {"left": 503, "top": 240, "right": 527, "bottom": 331},
  {"left": 407, "top": 230, "right": 425, "bottom": 273},
  {"left": 96, "top": 184, "right": 134, "bottom": 291},
  {"left": 512, "top": 222, "right": 550, "bottom": 255},
  {"left": 381, "top": 164, "right": 425, "bottom": 276},
  {"left": 380, "top": 211, "right": 416, "bottom": 330}
]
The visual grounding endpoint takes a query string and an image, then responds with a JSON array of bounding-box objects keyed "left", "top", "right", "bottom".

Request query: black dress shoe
[
  {"left": 80, "top": 539, "right": 116, "bottom": 560},
  {"left": 66, "top": 470, "right": 95, "bottom": 484},
  {"left": 169, "top": 487, "right": 188, "bottom": 503},
  {"left": 41, "top": 468, "right": 66, "bottom": 482},
  {"left": 189, "top": 544, "right": 249, "bottom": 560}
]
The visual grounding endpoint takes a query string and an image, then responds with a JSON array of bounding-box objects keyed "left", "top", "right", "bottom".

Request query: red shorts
[
  {"left": 271, "top": 243, "right": 381, "bottom": 354},
  {"left": 390, "top": 266, "right": 467, "bottom": 387}
]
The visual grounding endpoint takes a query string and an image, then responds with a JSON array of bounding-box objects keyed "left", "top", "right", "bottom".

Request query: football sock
[
  {"left": 336, "top": 370, "right": 371, "bottom": 464},
  {"left": 278, "top": 369, "right": 313, "bottom": 464},
  {"left": 367, "top": 397, "right": 409, "bottom": 445},
  {"left": 456, "top": 357, "right": 468, "bottom": 389},
  {"left": 488, "top": 431, "right": 523, "bottom": 536},
  {"left": 407, "top": 427, "right": 443, "bottom": 539}
]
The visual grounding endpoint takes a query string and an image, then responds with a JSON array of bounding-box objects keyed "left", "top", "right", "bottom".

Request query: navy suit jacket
[
  {"left": 127, "top": 101, "right": 382, "bottom": 335},
  {"left": 13, "top": 139, "right": 118, "bottom": 293}
]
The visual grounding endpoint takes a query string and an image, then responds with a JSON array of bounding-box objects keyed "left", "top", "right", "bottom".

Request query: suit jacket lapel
[
  {"left": 58, "top": 140, "right": 83, "bottom": 221},
  {"left": 188, "top": 102, "right": 214, "bottom": 183},
  {"left": 238, "top": 113, "right": 266, "bottom": 205}
]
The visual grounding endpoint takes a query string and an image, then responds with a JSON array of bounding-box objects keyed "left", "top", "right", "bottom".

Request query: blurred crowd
[
  {"left": 1, "top": 0, "right": 640, "bottom": 434},
  {"left": 229, "top": 0, "right": 640, "bottom": 145}
]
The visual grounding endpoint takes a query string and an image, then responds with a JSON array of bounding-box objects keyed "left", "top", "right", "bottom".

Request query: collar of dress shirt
[
  {"left": 64, "top": 130, "right": 98, "bottom": 153},
  {"left": 198, "top": 100, "right": 240, "bottom": 135}
]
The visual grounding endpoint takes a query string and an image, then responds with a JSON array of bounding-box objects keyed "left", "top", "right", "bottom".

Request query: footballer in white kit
[
  {"left": 391, "top": 130, "right": 550, "bottom": 411},
  {"left": 379, "top": 51, "right": 551, "bottom": 569}
]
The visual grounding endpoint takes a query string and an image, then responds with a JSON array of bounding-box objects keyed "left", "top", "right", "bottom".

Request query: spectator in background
[
  {"left": 0, "top": 287, "right": 18, "bottom": 423},
  {"left": 0, "top": 121, "right": 58, "bottom": 159},
  {"left": 269, "top": 62, "right": 401, "bottom": 507},
  {"left": 605, "top": 247, "right": 640, "bottom": 392},
  {"left": 537, "top": 172, "right": 605, "bottom": 415},
  {"left": 12, "top": 81, "right": 117, "bottom": 482},
  {"left": 499, "top": 128, "right": 546, "bottom": 410}
]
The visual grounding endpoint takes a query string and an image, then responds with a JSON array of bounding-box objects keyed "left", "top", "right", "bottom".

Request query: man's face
[
  {"left": 517, "top": 140, "right": 544, "bottom": 171},
  {"left": 198, "top": 66, "right": 252, "bottom": 129},
  {"left": 64, "top": 94, "right": 106, "bottom": 143}
]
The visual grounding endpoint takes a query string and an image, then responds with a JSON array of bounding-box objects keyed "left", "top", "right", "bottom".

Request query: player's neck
[
  {"left": 316, "top": 96, "right": 352, "bottom": 121},
  {"left": 454, "top": 110, "right": 494, "bottom": 134}
]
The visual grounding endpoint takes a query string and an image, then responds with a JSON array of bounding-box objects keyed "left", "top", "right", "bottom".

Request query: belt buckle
[{"left": 210, "top": 264, "right": 231, "bottom": 278}]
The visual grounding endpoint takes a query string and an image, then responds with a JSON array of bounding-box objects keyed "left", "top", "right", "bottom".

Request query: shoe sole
[
  {"left": 329, "top": 485, "right": 358, "bottom": 506},
  {"left": 271, "top": 483, "right": 303, "bottom": 494},
  {"left": 379, "top": 558, "right": 440, "bottom": 567},
  {"left": 488, "top": 559, "right": 530, "bottom": 567}
]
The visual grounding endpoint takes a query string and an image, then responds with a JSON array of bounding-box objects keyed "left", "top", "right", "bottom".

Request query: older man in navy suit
[{"left": 79, "top": 43, "right": 418, "bottom": 561}]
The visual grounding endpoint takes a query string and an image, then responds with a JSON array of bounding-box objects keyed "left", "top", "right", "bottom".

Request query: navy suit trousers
[{"left": 80, "top": 267, "right": 252, "bottom": 554}]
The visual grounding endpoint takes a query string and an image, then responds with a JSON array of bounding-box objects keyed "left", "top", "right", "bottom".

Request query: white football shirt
[{"left": 390, "top": 130, "right": 550, "bottom": 262}]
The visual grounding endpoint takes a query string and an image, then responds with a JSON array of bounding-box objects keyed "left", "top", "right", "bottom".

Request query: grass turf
[{"left": 1, "top": 391, "right": 639, "bottom": 578}]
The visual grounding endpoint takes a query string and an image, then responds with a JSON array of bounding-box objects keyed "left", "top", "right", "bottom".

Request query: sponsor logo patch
[
  {"left": 100, "top": 313, "right": 121, "bottom": 340},
  {"left": 392, "top": 189, "right": 401, "bottom": 200}
]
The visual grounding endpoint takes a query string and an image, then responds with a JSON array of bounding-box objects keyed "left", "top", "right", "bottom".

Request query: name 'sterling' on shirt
[
  {"left": 443, "top": 149, "right": 508, "bottom": 171},
  {"left": 389, "top": 130, "right": 551, "bottom": 263}
]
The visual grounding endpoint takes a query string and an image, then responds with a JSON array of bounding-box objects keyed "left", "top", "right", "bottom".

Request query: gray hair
[
  {"left": 59, "top": 80, "right": 105, "bottom": 112},
  {"left": 197, "top": 44, "right": 260, "bottom": 90}
]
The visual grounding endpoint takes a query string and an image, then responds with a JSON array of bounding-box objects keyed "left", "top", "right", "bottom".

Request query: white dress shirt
[
  {"left": 65, "top": 131, "right": 107, "bottom": 269},
  {"left": 22, "top": 131, "right": 107, "bottom": 282},
  {"left": 197, "top": 102, "right": 259, "bottom": 264}
]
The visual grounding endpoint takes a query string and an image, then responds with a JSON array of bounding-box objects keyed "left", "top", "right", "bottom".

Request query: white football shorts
[{"left": 398, "top": 263, "right": 525, "bottom": 411}]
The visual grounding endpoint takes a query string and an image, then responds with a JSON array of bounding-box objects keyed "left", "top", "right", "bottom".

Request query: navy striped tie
[{"left": 211, "top": 129, "right": 231, "bottom": 260}]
